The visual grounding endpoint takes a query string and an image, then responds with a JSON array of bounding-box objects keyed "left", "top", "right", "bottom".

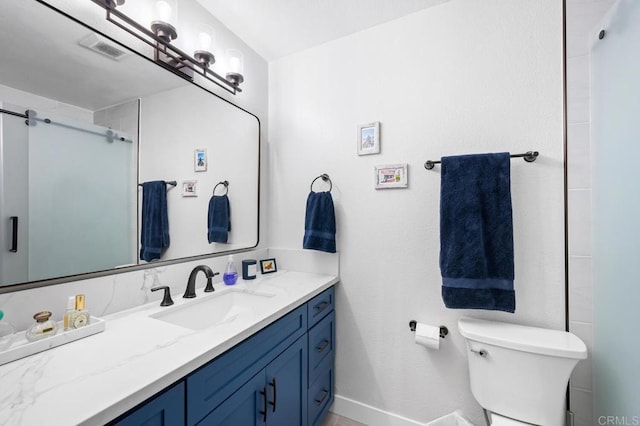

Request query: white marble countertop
[{"left": 0, "top": 270, "right": 338, "bottom": 426}]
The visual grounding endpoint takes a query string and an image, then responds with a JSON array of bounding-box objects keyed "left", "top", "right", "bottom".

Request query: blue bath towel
[
  {"left": 208, "top": 195, "right": 231, "bottom": 243},
  {"left": 140, "top": 181, "right": 170, "bottom": 262},
  {"left": 303, "top": 191, "right": 336, "bottom": 253},
  {"left": 439, "top": 153, "right": 515, "bottom": 313}
]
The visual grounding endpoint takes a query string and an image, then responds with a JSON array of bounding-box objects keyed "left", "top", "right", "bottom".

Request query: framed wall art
[
  {"left": 182, "top": 180, "right": 198, "bottom": 197},
  {"left": 357, "top": 121, "right": 380, "bottom": 155},
  {"left": 194, "top": 148, "right": 207, "bottom": 172},
  {"left": 374, "top": 163, "right": 408, "bottom": 189}
]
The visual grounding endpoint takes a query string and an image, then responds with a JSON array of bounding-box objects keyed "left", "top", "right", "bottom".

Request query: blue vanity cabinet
[
  {"left": 306, "top": 288, "right": 335, "bottom": 426},
  {"left": 307, "top": 286, "right": 334, "bottom": 328},
  {"left": 197, "top": 335, "right": 308, "bottom": 425},
  {"left": 111, "top": 381, "right": 185, "bottom": 426},
  {"left": 110, "top": 285, "right": 336, "bottom": 426},
  {"left": 186, "top": 305, "right": 308, "bottom": 425}
]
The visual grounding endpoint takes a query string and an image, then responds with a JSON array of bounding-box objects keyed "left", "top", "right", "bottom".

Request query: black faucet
[
  {"left": 184, "top": 265, "right": 219, "bottom": 298},
  {"left": 151, "top": 286, "right": 174, "bottom": 306}
]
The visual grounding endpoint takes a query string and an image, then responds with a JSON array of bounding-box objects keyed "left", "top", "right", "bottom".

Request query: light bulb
[
  {"left": 199, "top": 32, "right": 212, "bottom": 51},
  {"left": 226, "top": 49, "right": 244, "bottom": 74},
  {"left": 156, "top": 1, "right": 172, "bottom": 22},
  {"left": 229, "top": 57, "right": 241, "bottom": 73}
]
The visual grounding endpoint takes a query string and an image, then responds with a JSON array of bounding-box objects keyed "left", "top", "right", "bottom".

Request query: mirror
[{"left": 0, "top": 0, "right": 259, "bottom": 289}]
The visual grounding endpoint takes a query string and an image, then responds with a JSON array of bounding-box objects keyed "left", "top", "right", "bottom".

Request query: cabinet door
[
  {"left": 265, "top": 336, "right": 308, "bottom": 426},
  {"left": 112, "top": 382, "right": 184, "bottom": 426},
  {"left": 197, "top": 370, "right": 266, "bottom": 426}
]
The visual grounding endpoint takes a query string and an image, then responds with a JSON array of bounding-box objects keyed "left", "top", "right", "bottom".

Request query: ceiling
[{"left": 195, "top": 0, "right": 450, "bottom": 61}]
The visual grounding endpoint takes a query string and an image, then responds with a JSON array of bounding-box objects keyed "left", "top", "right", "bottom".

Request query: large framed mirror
[{"left": 0, "top": 0, "right": 260, "bottom": 291}]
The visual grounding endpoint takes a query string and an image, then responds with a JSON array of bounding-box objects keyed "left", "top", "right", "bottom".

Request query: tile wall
[{"left": 566, "top": 0, "right": 615, "bottom": 424}]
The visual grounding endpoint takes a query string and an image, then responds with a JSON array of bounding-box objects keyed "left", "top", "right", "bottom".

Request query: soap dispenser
[
  {"left": 223, "top": 255, "right": 238, "bottom": 285},
  {"left": 0, "top": 310, "right": 15, "bottom": 351}
]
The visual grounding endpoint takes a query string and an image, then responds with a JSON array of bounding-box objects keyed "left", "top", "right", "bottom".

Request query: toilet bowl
[{"left": 458, "top": 317, "right": 587, "bottom": 425}]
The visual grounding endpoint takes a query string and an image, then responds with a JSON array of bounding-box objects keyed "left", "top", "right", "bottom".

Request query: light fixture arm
[{"left": 90, "top": 0, "right": 242, "bottom": 95}]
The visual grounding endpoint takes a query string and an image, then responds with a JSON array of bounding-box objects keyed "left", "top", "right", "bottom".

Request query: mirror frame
[{"left": 0, "top": 0, "right": 261, "bottom": 294}]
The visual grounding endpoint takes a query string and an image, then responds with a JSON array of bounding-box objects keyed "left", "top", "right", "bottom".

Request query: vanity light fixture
[
  {"left": 225, "top": 49, "right": 245, "bottom": 87},
  {"left": 90, "top": 0, "right": 243, "bottom": 95},
  {"left": 194, "top": 24, "right": 216, "bottom": 69},
  {"left": 150, "top": 0, "right": 177, "bottom": 43}
]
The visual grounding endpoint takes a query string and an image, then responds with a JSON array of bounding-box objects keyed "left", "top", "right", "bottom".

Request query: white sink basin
[{"left": 150, "top": 289, "right": 275, "bottom": 330}]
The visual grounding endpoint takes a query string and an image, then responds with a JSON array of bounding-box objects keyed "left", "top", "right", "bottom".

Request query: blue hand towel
[
  {"left": 140, "top": 181, "right": 170, "bottom": 262},
  {"left": 439, "top": 153, "right": 515, "bottom": 313},
  {"left": 208, "top": 194, "right": 231, "bottom": 243},
  {"left": 303, "top": 191, "right": 336, "bottom": 253}
]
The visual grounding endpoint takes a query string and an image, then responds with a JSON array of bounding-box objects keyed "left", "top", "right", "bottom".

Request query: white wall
[{"left": 268, "top": 1, "right": 564, "bottom": 424}]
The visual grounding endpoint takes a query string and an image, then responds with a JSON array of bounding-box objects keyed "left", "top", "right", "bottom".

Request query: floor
[{"left": 321, "top": 412, "right": 367, "bottom": 426}]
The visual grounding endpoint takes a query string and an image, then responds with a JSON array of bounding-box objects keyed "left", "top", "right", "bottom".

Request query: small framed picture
[
  {"left": 375, "top": 163, "right": 408, "bottom": 189},
  {"left": 357, "top": 121, "right": 380, "bottom": 155},
  {"left": 260, "top": 258, "right": 277, "bottom": 274},
  {"left": 182, "top": 180, "right": 198, "bottom": 197},
  {"left": 194, "top": 148, "right": 207, "bottom": 172}
]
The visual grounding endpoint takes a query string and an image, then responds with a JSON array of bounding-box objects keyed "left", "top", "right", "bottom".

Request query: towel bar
[
  {"left": 137, "top": 181, "right": 177, "bottom": 187},
  {"left": 424, "top": 151, "right": 539, "bottom": 170}
]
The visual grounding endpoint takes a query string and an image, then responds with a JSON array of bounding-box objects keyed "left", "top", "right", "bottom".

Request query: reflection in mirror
[{"left": 0, "top": 0, "right": 259, "bottom": 289}]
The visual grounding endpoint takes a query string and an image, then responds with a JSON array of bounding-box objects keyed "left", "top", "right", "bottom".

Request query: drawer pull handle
[
  {"left": 314, "top": 389, "right": 329, "bottom": 406},
  {"left": 10, "top": 216, "right": 18, "bottom": 253},
  {"left": 314, "top": 301, "right": 330, "bottom": 313},
  {"left": 259, "top": 387, "right": 268, "bottom": 422},
  {"left": 316, "top": 339, "right": 330, "bottom": 353},
  {"left": 268, "top": 377, "right": 277, "bottom": 412}
]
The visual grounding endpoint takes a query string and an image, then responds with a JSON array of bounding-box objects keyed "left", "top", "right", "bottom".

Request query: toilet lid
[{"left": 491, "top": 413, "right": 531, "bottom": 426}]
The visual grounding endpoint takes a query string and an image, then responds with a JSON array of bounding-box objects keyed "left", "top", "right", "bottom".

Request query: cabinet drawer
[
  {"left": 307, "top": 362, "right": 333, "bottom": 426},
  {"left": 111, "top": 381, "right": 185, "bottom": 426},
  {"left": 307, "top": 287, "right": 334, "bottom": 328},
  {"left": 308, "top": 310, "right": 335, "bottom": 383},
  {"left": 187, "top": 305, "right": 307, "bottom": 425}
]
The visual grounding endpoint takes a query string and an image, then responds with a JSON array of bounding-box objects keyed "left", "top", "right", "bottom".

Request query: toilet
[{"left": 458, "top": 317, "right": 587, "bottom": 425}]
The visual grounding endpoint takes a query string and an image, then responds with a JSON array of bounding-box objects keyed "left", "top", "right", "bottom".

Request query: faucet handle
[
  {"left": 204, "top": 272, "right": 220, "bottom": 293},
  {"left": 151, "top": 286, "right": 174, "bottom": 306}
]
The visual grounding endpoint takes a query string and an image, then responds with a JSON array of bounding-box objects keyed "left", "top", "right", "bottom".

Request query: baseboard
[{"left": 331, "top": 394, "right": 425, "bottom": 426}]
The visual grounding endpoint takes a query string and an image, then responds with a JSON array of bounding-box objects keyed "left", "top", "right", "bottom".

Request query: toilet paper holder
[{"left": 409, "top": 320, "right": 449, "bottom": 339}]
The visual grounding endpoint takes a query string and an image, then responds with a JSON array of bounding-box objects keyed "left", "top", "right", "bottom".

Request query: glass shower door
[
  {"left": 27, "top": 113, "right": 136, "bottom": 281},
  {"left": 591, "top": 0, "right": 640, "bottom": 419}
]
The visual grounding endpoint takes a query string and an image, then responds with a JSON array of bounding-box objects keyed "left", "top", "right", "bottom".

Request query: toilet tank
[{"left": 458, "top": 318, "right": 587, "bottom": 426}]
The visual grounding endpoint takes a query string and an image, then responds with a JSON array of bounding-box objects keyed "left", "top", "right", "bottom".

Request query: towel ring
[
  {"left": 310, "top": 174, "right": 332, "bottom": 192},
  {"left": 213, "top": 180, "right": 229, "bottom": 196}
]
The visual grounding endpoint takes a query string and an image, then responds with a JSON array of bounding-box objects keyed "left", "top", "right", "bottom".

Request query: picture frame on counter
[{"left": 260, "top": 258, "right": 278, "bottom": 274}]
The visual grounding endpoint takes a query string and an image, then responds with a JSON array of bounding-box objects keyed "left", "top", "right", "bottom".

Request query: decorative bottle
[
  {"left": 223, "top": 255, "right": 238, "bottom": 285},
  {"left": 63, "top": 296, "right": 75, "bottom": 331},
  {"left": 26, "top": 311, "right": 58, "bottom": 341},
  {"left": 70, "top": 294, "right": 90, "bottom": 329}
]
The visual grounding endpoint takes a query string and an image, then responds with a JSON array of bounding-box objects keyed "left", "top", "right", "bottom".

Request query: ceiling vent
[{"left": 79, "top": 33, "right": 130, "bottom": 61}]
